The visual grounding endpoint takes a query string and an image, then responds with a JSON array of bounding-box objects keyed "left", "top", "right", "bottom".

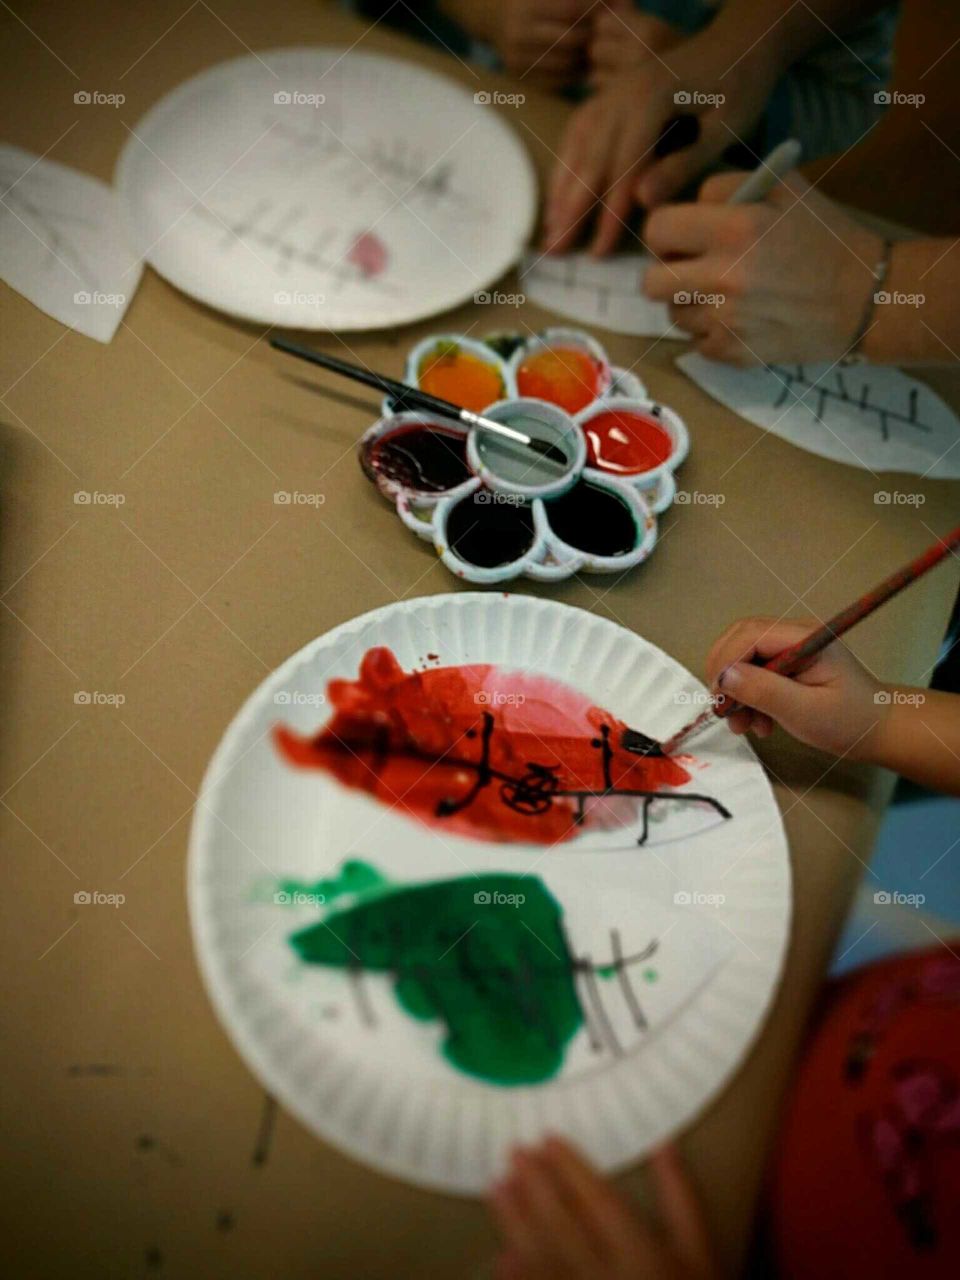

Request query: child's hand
[
  {"left": 643, "top": 172, "right": 884, "bottom": 366},
  {"left": 488, "top": 1136, "right": 715, "bottom": 1280},
  {"left": 589, "top": 3, "right": 684, "bottom": 86},
  {"left": 496, "top": 0, "right": 592, "bottom": 90},
  {"left": 543, "top": 33, "right": 779, "bottom": 254},
  {"left": 704, "top": 617, "right": 885, "bottom": 758}
]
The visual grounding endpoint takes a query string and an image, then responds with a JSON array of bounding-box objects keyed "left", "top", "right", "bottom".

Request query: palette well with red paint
[{"left": 360, "top": 327, "right": 689, "bottom": 584}]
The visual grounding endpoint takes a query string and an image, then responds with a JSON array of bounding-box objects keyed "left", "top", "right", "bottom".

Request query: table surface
[{"left": 1, "top": 2, "right": 958, "bottom": 1277}]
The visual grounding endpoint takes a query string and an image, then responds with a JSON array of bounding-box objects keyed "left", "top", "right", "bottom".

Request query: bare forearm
[
  {"left": 860, "top": 240, "right": 960, "bottom": 366},
  {"left": 861, "top": 689, "right": 960, "bottom": 794},
  {"left": 703, "top": 0, "right": 891, "bottom": 74}
]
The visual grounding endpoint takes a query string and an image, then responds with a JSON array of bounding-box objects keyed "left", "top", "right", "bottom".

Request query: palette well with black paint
[{"left": 360, "top": 327, "right": 689, "bottom": 583}]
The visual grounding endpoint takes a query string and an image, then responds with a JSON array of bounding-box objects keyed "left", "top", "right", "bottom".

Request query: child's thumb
[{"left": 718, "top": 662, "right": 808, "bottom": 727}]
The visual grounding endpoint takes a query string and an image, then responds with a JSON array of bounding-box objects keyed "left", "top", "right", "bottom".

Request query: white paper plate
[
  {"left": 116, "top": 47, "right": 537, "bottom": 330},
  {"left": 189, "top": 595, "right": 790, "bottom": 1194}
]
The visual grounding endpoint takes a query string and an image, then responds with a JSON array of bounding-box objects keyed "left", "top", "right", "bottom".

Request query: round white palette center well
[
  {"left": 188, "top": 594, "right": 791, "bottom": 1194},
  {"left": 116, "top": 48, "right": 537, "bottom": 330}
]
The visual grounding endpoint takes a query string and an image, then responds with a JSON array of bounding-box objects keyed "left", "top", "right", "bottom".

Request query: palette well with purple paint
[{"left": 359, "top": 328, "right": 689, "bottom": 584}]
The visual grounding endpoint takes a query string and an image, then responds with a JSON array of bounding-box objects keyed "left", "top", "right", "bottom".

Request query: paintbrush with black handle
[{"left": 270, "top": 336, "right": 567, "bottom": 466}]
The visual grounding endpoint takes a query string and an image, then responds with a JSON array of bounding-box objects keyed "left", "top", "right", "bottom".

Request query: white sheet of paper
[
  {"left": 677, "top": 352, "right": 960, "bottom": 478},
  {"left": 521, "top": 250, "right": 684, "bottom": 338},
  {"left": 0, "top": 144, "right": 142, "bottom": 343}
]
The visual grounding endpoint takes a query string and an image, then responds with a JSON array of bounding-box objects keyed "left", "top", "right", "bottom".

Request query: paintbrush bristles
[{"left": 661, "top": 707, "right": 714, "bottom": 755}]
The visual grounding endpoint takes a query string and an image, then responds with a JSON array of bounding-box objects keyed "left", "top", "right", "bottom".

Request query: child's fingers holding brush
[
  {"left": 704, "top": 616, "right": 884, "bottom": 757},
  {"left": 705, "top": 616, "right": 821, "bottom": 688},
  {"left": 705, "top": 616, "right": 820, "bottom": 738},
  {"left": 714, "top": 661, "right": 827, "bottom": 743}
]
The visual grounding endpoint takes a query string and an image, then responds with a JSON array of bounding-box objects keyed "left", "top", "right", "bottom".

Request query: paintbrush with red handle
[{"left": 662, "top": 523, "right": 960, "bottom": 755}]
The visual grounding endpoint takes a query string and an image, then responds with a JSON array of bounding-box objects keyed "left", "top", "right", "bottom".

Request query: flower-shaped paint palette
[{"left": 359, "top": 328, "right": 688, "bottom": 584}]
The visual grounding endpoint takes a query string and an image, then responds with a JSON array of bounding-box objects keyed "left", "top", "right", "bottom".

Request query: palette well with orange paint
[{"left": 360, "top": 327, "right": 689, "bottom": 583}]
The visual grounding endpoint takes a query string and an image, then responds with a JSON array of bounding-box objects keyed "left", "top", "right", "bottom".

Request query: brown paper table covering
[{"left": 1, "top": 2, "right": 958, "bottom": 1276}]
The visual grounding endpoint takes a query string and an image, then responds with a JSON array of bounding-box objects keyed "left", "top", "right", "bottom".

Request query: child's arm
[
  {"left": 864, "top": 686, "right": 960, "bottom": 796},
  {"left": 589, "top": 4, "right": 686, "bottom": 87},
  {"left": 704, "top": 617, "right": 960, "bottom": 796},
  {"left": 545, "top": 0, "right": 891, "bottom": 253}
]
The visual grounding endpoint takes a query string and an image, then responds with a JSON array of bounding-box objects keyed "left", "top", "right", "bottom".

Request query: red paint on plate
[{"left": 275, "top": 647, "right": 694, "bottom": 844}]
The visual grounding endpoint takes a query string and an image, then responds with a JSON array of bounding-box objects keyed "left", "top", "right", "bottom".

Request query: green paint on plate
[
  {"left": 285, "top": 863, "right": 583, "bottom": 1086},
  {"left": 278, "top": 859, "right": 390, "bottom": 907}
]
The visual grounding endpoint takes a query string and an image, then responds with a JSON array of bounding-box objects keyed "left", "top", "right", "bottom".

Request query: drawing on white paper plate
[
  {"left": 678, "top": 352, "right": 960, "bottom": 478},
  {"left": 189, "top": 594, "right": 791, "bottom": 1193},
  {"left": 259, "top": 858, "right": 730, "bottom": 1087},
  {"left": 115, "top": 48, "right": 537, "bottom": 330},
  {"left": 267, "top": 118, "right": 475, "bottom": 220},
  {"left": 274, "top": 647, "right": 732, "bottom": 847},
  {"left": 189, "top": 202, "right": 401, "bottom": 296}
]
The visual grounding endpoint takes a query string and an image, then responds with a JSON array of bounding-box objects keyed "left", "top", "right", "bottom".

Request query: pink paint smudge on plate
[{"left": 348, "top": 231, "right": 388, "bottom": 279}]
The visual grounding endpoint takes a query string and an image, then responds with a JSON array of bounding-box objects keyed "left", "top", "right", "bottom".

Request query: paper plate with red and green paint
[{"left": 188, "top": 594, "right": 790, "bottom": 1194}]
